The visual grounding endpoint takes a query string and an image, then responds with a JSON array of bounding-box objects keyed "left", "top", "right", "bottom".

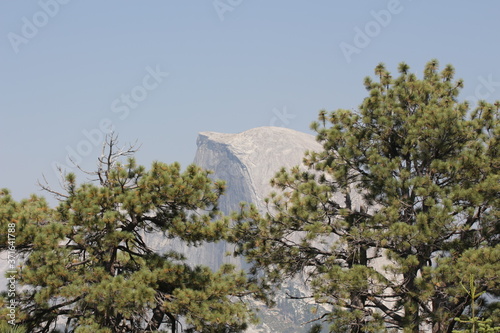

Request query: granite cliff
[
  {"left": 146, "top": 126, "right": 326, "bottom": 332},
  {"left": 192, "top": 127, "right": 325, "bottom": 332}
]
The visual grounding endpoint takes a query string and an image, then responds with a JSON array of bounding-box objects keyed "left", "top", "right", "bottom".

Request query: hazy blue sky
[{"left": 2, "top": 1, "right": 500, "bottom": 206}]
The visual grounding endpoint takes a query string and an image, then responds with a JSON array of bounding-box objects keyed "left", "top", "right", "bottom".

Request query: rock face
[
  {"left": 147, "top": 126, "right": 322, "bottom": 267},
  {"left": 193, "top": 127, "right": 325, "bottom": 332},
  {"left": 144, "top": 127, "right": 325, "bottom": 332},
  {"left": 194, "top": 126, "right": 322, "bottom": 214},
  {"left": 188, "top": 127, "right": 322, "bottom": 270}
]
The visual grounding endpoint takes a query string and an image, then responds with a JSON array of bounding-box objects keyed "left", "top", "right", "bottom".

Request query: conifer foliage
[
  {"left": 1, "top": 136, "right": 255, "bottom": 333},
  {"left": 232, "top": 60, "right": 500, "bottom": 332}
]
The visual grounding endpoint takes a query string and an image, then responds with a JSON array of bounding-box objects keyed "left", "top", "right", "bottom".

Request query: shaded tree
[
  {"left": 1, "top": 136, "right": 256, "bottom": 333},
  {"left": 232, "top": 60, "right": 500, "bottom": 332}
]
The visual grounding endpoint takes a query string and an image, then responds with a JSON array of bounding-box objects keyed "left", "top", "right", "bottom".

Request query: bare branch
[{"left": 37, "top": 172, "right": 69, "bottom": 200}]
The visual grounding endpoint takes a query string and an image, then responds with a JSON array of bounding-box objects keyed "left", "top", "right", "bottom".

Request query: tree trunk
[
  {"left": 348, "top": 245, "right": 368, "bottom": 332},
  {"left": 403, "top": 272, "right": 420, "bottom": 333},
  {"left": 166, "top": 312, "right": 176, "bottom": 333}
]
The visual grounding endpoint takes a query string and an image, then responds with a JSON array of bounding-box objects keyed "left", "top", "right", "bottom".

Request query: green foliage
[
  {"left": 307, "top": 324, "right": 323, "bottom": 333},
  {"left": 1, "top": 138, "right": 256, "bottom": 332},
  {"left": 453, "top": 276, "right": 500, "bottom": 333},
  {"left": 232, "top": 60, "right": 500, "bottom": 332},
  {"left": 0, "top": 322, "right": 27, "bottom": 333},
  {"left": 454, "top": 316, "right": 500, "bottom": 333}
]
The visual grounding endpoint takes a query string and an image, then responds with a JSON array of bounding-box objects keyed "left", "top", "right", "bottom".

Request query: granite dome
[{"left": 195, "top": 126, "right": 322, "bottom": 212}]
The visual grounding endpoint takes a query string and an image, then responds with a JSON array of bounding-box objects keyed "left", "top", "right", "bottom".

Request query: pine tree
[
  {"left": 1, "top": 136, "right": 256, "bottom": 333},
  {"left": 232, "top": 60, "right": 500, "bottom": 332}
]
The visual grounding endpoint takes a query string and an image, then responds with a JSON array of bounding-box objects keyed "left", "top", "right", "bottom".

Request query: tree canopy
[
  {"left": 1, "top": 136, "right": 256, "bottom": 333},
  {"left": 2, "top": 61, "right": 499, "bottom": 333},
  {"left": 232, "top": 60, "right": 500, "bottom": 332}
]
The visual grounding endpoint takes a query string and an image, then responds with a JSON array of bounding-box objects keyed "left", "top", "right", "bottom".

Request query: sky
[{"left": 1, "top": 1, "right": 500, "bottom": 206}]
